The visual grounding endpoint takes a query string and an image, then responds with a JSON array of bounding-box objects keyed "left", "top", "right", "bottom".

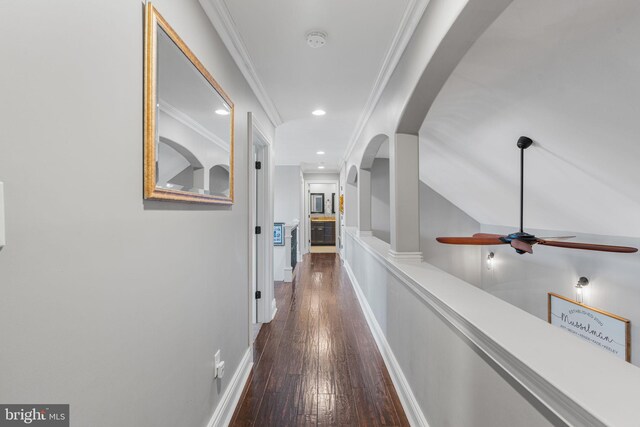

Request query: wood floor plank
[{"left": 231, "top": 253, "right": 409, "bottom": 427}]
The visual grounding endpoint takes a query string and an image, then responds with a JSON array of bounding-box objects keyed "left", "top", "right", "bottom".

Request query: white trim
[
  {"left": 342, "top": 0, "right": 431, "bottom": 165},
  {"left": 344, "top": 229, "right": 610, "bottom": 427},
  {"left": 303, "top": 177, "right": 340, "bottom": 255},
  {"left": 198, "top": 0, "right": 283, "bottom": 127},
  {"left": 344, "top": 260, "right": 429, "bottom": 427},
  {"left": 387, "top": 250, "right": 423, "bottom": 263},
  {"left": 357, "top": 230, "right": 373, "bottom": 237},
  {"left": 248, "top": 112, "right": 275, "bottom": 338},
  {"left": 158, "top": 99, "right": 230, "bottom": 153},
  {"left": 206, "top": 348, "right": 253, "bottom": 427}
]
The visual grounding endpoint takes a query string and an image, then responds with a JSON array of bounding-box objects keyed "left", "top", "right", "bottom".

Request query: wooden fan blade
[
  {"left": 472, "top": 233, "right": 506, "bottom": 239},
  {"left": 536, "top": 236, "right": 576, "bottom": 240},
  {"left": 510, "top": 239, "right": 533, "bottom": 254},
  {"left": 537, "top": 239, "right": 638, "bottom": 253},
  {"left": 436, "top": 237, "right": 507, "bottom": 245}
]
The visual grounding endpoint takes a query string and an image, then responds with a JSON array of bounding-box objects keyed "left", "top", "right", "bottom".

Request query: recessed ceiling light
[
  {"left": 317, "top": 151, "right": 325, "bottom": 155},
  {"left": 215, "top": 109, "right": 230, "bottom": 116},
  {"left": 312, "top": 109, "right": 326, "bottom": 116},
  {"left": 318, "top": 165, "right": 325, "bottom": 169}
]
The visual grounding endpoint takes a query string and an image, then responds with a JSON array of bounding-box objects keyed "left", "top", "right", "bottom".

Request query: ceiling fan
[{"left": 436, "top": 136, "right": 638, "bottom": 255}]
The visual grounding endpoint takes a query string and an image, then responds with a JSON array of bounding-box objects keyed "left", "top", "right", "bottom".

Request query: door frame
[
  {"left": 303, "top": 176, "right": 340, "bottom": 254},
  {"left": 247, "top": 112, "right": 275, "bottom": 345}
]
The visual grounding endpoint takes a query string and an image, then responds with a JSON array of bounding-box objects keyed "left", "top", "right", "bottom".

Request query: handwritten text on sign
[{"left": 548, "top": 293, "right": 630, "bottom": 362}]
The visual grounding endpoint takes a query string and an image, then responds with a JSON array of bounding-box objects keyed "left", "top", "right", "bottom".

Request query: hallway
[{"left": 231, "top": 254, "right": 409, "bottom": 426}]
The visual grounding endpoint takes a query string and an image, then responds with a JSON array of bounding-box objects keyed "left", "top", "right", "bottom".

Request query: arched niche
[
  {"left": 360, "top": 134, "right": 389, "bottom": 170},
  {"left": 345, "top": 165, "right": 358, "bottom": 227},
  {"left": 209, "top": 164, "right": 230, "bottom": 197},
  {"left": 346, "top": 165, "right": 358, "bottom": 185},
  {"left": 157, "top": 137, "right": 206, "bottom": 191},
  {"left": 357, "top": 135, "right": 391, "bottom": 243}
]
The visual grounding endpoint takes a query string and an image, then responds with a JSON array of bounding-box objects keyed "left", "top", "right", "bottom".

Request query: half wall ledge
[{"left": 343, "top": 227, "right": 640, "bottom": 427}]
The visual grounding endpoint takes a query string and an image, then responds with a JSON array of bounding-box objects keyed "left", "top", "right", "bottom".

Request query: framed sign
[
  {"left": 273, "top": 223, "right": 284, "bottom": 246},
  {"left": 548, "top": 293, "right": 630, "bottom": 362}
]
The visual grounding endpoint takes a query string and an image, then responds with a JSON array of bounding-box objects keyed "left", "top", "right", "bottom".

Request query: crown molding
[
  {"left": 342, "top": 0, "right": 431, "bottom": 165},
  {"left": 198, "top": 0, "right": 283, "bottom": 127},
  {"left": 158, "top": 99, "right": 230, "bottom": 153}
]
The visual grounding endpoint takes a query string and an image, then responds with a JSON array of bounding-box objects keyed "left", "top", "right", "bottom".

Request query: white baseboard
[
  {"left": 207, "top": 348, "right": 253, "bottom": 427},
  {"left": 344, "top": 261, "right": 429, "bottom": 427}
]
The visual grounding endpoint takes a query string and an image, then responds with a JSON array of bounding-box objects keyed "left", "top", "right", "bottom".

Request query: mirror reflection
[
  {"left": 156, "top": 26, "right": 231, "bottom": 197},
  {"left": 145, "top": 6, "right": 234, "bottom": 204}
]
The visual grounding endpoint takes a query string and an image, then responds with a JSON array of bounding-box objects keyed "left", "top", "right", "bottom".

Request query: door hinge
[
  {"left": 255, "top": 291, "right": 262, "bottom": 299},
  {"left": 255, "top": 226, "right": 262, "bottom": 235},
  {"left": 255, "top": 161, "right": 262, "bottom": 170}
]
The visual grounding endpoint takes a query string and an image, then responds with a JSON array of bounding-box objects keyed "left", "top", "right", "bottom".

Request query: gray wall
[
  {"left": 370, "top": 158, "right": 391, "bottom": 243},
  {"left": 344, "top": 232, "right": 561, "bottom": 427},
  {"left": 345, "top": 182, "right": 358, "bottom": 227},
  {"left": 420, "top": 182, "right": 482, "bottom": 287},
  {"left": 274, "top": 166, "right": 300, "bottom": 280},
  {"left": 0, "top": 1, "right": 273, "bottom": 426},
  {"left": 274, "top": 166, "right": 301, "bottom": 224}
]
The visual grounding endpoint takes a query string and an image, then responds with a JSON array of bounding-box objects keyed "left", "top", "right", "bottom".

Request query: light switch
[{"left": 0, "top": 182, "right": 5, "bottom": 248}]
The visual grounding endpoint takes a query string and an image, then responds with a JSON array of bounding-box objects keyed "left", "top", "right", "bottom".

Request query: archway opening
[
  {"left": 345, "top": 165, "right": 358, "bottom": 227},
  {"left": 359, "top": 134, "right": 391, "bottom": 243}
]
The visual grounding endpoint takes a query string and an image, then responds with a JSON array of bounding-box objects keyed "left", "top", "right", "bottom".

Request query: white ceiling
[
  {"left": 420, "top": 0, "right": 640, "bottom": 237},
  {"left": 216, "top": 0, "right": 412, "bottom": 172}
]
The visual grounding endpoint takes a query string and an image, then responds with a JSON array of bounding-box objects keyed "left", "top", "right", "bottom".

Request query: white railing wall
[{"left": 343, "top": 227, "right": 640, "bottom": 427}]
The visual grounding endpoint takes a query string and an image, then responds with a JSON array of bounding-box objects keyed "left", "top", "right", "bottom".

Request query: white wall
[
  {"left": 370, "top": 158, "right": 391, "bottom": 243},
  {"left": 0, "top": 1, "right": 274, "bottom": 426},
  {"left": 273, "top": 165, "right": 301, "bottom": 281}
]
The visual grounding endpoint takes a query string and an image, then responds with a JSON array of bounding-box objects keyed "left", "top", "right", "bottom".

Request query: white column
[
  {"left": 389, "top": 133, "right": 422, "bottom": 261},
  {"left": 358, "top": 169, "right": 372, "bottom": 236}
]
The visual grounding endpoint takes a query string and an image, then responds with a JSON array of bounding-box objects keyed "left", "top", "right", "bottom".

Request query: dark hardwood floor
[{"left": 230, "top": 253, "right": 409, "bottom": 426}]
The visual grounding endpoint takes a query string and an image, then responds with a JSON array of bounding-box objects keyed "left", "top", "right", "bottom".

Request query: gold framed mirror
[{"left": 144, "top": 3, "right": 234, "bottom": 204}]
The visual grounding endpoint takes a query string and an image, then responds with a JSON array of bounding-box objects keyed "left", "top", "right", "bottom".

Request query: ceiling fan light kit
[{"left": 436, "top": 136, "right": 638, "bottom": 255}]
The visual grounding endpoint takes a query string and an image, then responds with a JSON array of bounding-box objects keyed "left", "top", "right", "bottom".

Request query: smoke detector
[{"left": 306, "top": 31, "right": 327, "bottom": 48}]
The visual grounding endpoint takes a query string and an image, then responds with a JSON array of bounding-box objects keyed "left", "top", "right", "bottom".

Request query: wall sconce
[
  {"left": 487, "top": 252, "right": 495, "bottom": 270},
  {"left": 575, "top": 276, "right": 589, "bottom": 304}
]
